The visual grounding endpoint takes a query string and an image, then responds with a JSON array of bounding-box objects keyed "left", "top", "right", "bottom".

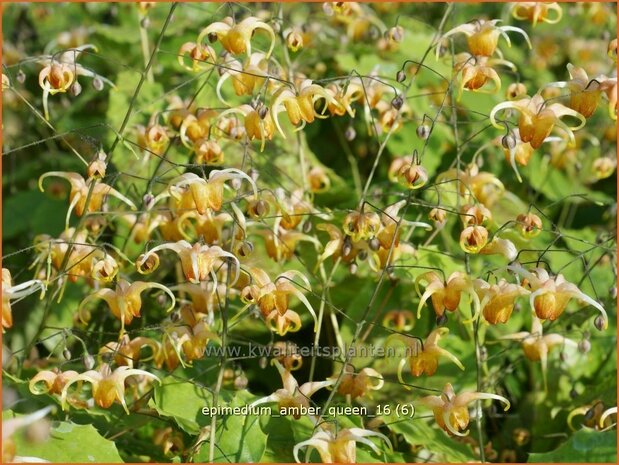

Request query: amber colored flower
[
  {"left": 386, "top": 328, "right": 464, "bottom": 382},
  {"left": 506, "top": 82, "right": 527, "bottom": 100},
  {"left": 388, "top": 156, "right": 428, "bottom": 190},
  {"left": 60, "top": 363, "right": 160, "bottom": 413},
  {"left": 2, "top": 268, "right": 46, "bottom": 331},
  {"left": 382, "top": 309, "right": 415, "bottom": 332},
  {"left": 593, "top": 156, "right": 617, "bottom": 180},
  {"left": 138, "top": 240, "right": 240, "bottom": 286},
  {"left": 329, "top": 364, "right": 384, "bottom": 400},
  {"left": 307, "top": 166, "right": 331, "bottom": 193},
  {"left": 474, "top": 278, "right": 529, "bottom": 324},
  {"left": 416, "top": 271, "right": 479, "bottom": 320},
  {"left": 501, "top": 316, "right": 576, "bottom": 389},
  {"left": 78, "top": 279, "right": 175, "bottom": 332},
  {"left": 167, "top": 168, "right": 257, "bottom": 214},
  {"left": 136, "top": 124, "right": 170, "bottom": 156},
  {"left": 178, "top": 41, "right": 216, "bottom": 71},
  {"left": 39, "top": 171, "right": 136, "bottom": 226},
  {"left": 419, "top": 383, "right": 510, "bottom": 436},
  {"left": 459, "top": 225, "right": 489, "bottom": 254},
  {"left": 198, "top": 16, "right": 275, "bottom": 57},
  {"left": 249, "top": 360, "right": 333, "bottom": 419},
  {"left": 509, "top": 265, "right": 607, "bottom": 327},
  {"left": 439, "top": 19, "right": 531, "bottom": 57},
  {"left": 293, "top": 426, "right": 391, "bottom": 463},
  {"left": 511, "top": 2, "right": 563, "bottom": 26},
  {"left": 516, "top": 212, "right": 543, "bottom": 239},
  {"left": 490, "top": 93, "right": 586, "bottom": 149},
  {"left": 343, "top": 210, "right": 381, "bottom": 242},
  {"left": 239, "top": 267, "right": 317, "bottom": 336},
  {"left": 99, "top": 334, "right": 161, "bottom": 368}
]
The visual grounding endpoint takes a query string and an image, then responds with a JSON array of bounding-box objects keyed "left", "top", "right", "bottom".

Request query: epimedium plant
[{"left": 1, "top": 2, "right": 617, "bottom": 463}]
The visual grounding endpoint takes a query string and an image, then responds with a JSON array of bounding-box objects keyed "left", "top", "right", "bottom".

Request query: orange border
[{"left": 0, "top": 1, "right": 617, "bottom": 465}]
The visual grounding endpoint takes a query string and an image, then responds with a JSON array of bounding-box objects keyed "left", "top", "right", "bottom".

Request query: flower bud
[
  {"left": 594, "top": 315, "right": 606, "bottom": 331},
  {"left": 82, "top": 353, "right": 95, "bottom": 370},
  {"left": 349, "top": 262, "right": 358, "bottom": 274},
  {"left": 136, "top": 252, "right": 159, "bottom": 274},
  {"left": 234, "top": 373, "right": 248, "bottom": 390},
  {"left": 344, "top": 125, "right": 356, "bottom": 141},
  {"left": 396, "top": 70, "right": 406, "bottom": 83},
  {"left": 16, "top": 69, "right": 26, "bottom": 84},
  {"left": 429, "top": 207, "right": 447, "bottom": 224},
  {"left": 140, "top": 16, "right": 150, "bottom": 29},
  {"left": 578, "top": 339, "right": 591, "bottom": 354},
  {"left": 69, "top": 81, "right": 82, "bottom": 97},
  {"left": 369, "top": 237, "right": 380, "bottom": 251},
  {"left": 436, "top": 313, "right": 448, "bottom": 326},
  {"left": 391, "top": 94, "right": 404, "bottom": 110},
  {"left": 63, "top": 348, "right": 72, "bottom": 360},
  {"left": 502, "top": 132, "right": 517, "bottom": 150},
  {"left": 416, "top": 124, "right": 430, "bottom": 140},
  {"left": 92, "top": 76, "right": 104, "bottom": 91},
  {"left": 302, "top": 220, "right": 312, "bottom": 234}
]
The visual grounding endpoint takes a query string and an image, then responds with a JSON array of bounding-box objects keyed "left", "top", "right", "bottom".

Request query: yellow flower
[
  {"left": 509, "top": 265, "right": 607, "bottom": 327},
  {"left": 178, "top": 41, "right": 216, "bottom": 71},
  {"left": 439, "top": 19, "right": 530, "bottom": 57},
  {"left": 474, "top": 278, "right": 529, "bottom": 324},
  {"left": 388, "top": 156, "right": 428, "bottom": 190},
  {"left": 99, "top": 334, "right": 161, "bottom": 368},
  {"left": 501, "top": 316, "right": 576, "bottom": 390},
  {"left": 459, "top": 225, "right": 489, "bottom": 254},
  {"left": 293, "top": 426, "right": 391, "bottom": 463},
  {"left": 386, "top": 328, "right": 464, "bottom": 382},
  {"left": 516, "top": 212, "right": 543, "bottom": 239},
  {"left": 329, "top": 364, "right": 384, "bottom": 400},
  {"left": 490, "top": 93, "right": 586, "bottom": 149},
  {"left": 419, "top": 383, "right": 510, "bottom": 436},
  {"left": 249, "top": 360, "right": 333, "bottom": 419},
  {"left": 416, "top": 271, "right": 480, "bottom": 320},
  {"left": 136, "top": 123, "right": 170, "bottom": 155},
  {"left": 138, "top": 240, "right": 240, "bottom": 286},
  {"left": 198, "top": 16, "right": 275, "bottom": 57},
  {"left": 343, "top": 210, "right": 381, "bottom": 242},
  {"left": 78, "top": 279, "right": 175, "bottom": 332},
  {"left": 2, "top": 268, "right": 46, "bottom": 331},
  {"left": 454, "top": 53, "right": 516, "bottom": 99},
  {"left": 511, "top": 2, "right": 563, "bottom": 26},
  {"left": 382, "top": 309, "right": 415, "bottom": 332},
  {"left": 60, "top": 363, "right": 160, "bottom": 413},
  {"left": 239, "top": 267, "right": 317, "bottom": 336},
  {"left": 39, "top": 171, "right": 136, "bottom": 227},
  {"left": 166, "top": 169, "right": 257, "bottom": 214},
  {"left": 216, "top": 53, "right": 271, "bottom": 103}
]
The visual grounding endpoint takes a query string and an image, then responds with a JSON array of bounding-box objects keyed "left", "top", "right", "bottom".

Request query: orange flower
[
  {"left": 509, "top": 265, "right": 607, "bottom": 327},
  {"left": 60, "top": 363, "right": 160, "bottom": 413},
  {"left": 239, "top": 267, "right": 317, "bottom": 336},
  {"left": 2, "top": 268, "right": 46, "bottom": 331},
  {"left": 474, "top": 278, "right": 529, "bottom": 324},
  {"left": 416, "top": 271, "right": 480, "bottom": 320},
  {"left": 138, "top": 240, "right": 240, "bottom": 286},
  {"left": 293, "top": 426, "right": 391, "bottom": 463},
  {"left": 198, "top": 16, "right": 275, "bottom": 57},
  {"left": 329, "top": 364, "right": 384, "bottom": 400},
  {"left": 386, "top": 328, "right": 464, "bottom": 382},
  {"left": 39, "top": 171, "right": 136, "bottom": 227},
  {"left": 419, "top": 383, "right": 510, "bottom": 436},
  {"left": 501, "top": 316, "right": 576, "bottom": 389},
  {"left": 249, "top": 360, "right": 333, "bottom": 419},
  {"left": 490, "top": 93, "right": 586, "bottom": 149},
  {"left": 166, "top": 169, "right": 257, "bottom": 214},
  {"left": 78, "top": 279, "right": 175, "bottom": 332},
  {"left": 178, "top": 41, "right": 216, "bottom": 71},
  {"left": 511, "top": 2, "right": 563, "bottom": 26},
  {"left": 439, "top": 19, "right": 531, "bottom": 57}
]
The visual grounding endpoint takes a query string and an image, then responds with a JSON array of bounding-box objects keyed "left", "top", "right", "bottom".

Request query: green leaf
[
  {"left": 386, "top": 415, "right": 477, "bottom": 462},
  {"left": 528, "top": 428, "right": 617, "bottom": 463},
  {"left": 3, "top": 411, "right": 123, "bottom": 463}
]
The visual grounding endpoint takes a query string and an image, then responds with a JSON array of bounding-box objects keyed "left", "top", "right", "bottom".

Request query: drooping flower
[
  {"left": 490, "top": 93, "right": 586, "bottom": 149},
  {"left": 416, "top": 271, "right": 480, "bottom": 321},
  {"left": 39, "top": 171, "right": 136, "bottom": 227},
  {"left": 78, "top": 279, "right": 175, "bottom": 332},
  {"left": 510, "top": 2, "right": 563, "bottom": 26},
  {"left": 137, "top": 240, "right": 240, "bottom": 286},
  {"left": 328, "top": 364, "right": 384, "bottom": 400},
  {"left": 474, "top": 278, "right": 529, "bottom": 324},
  {"left": 60, "top": 363, "right": 160, "bottom": 413},
  {"left": 239, "top": 267, "right": 316, "bottom": 336},
  {"left": 386, "top": 328, "right": 464, "bottom": 382},
  {"left": 2, "top": 268, "right": 46, "bottom": 331},
  {"left": 500, "top": 316, "right": 577, "bottom": 389},
  {"left": 197, "top": 16, "right": 275, "bottom": 57},
  {"left": 293, "top": 426, "right": 392, "bottom": 463},
  {"left": 439, "top": 19, "right": 531, "bottom": 58},
  {"left": 508, "top": 265, "right": 608, "bottom": 327},
  {"left": 249, "top": 360, "right": 333, "bottom": 419},
  {"left": 177, "top": 41, "right": 216, "bottom": 72},
  {"left": 418, "top": 382, "right": 510, "bottom": 436}
]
